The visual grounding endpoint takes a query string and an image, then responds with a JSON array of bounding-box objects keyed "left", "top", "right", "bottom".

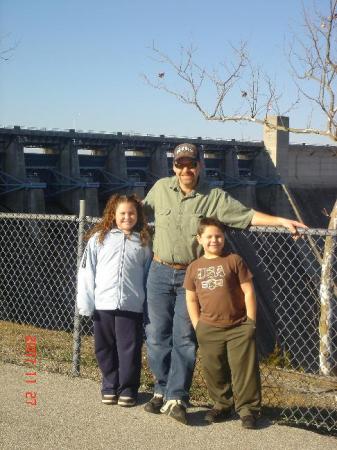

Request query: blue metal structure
[{"left": 0, "top": 126, "right": 271, "bottom": 201}]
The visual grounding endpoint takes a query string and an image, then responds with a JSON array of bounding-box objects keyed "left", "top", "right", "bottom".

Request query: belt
[{"left": 153, "top": 255, "right": 188, "bottom": 270}]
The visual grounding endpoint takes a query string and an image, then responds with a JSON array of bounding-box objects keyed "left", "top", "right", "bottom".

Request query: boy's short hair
[{"left": 197, "top": 217, "right": 227, "bottom": 236}]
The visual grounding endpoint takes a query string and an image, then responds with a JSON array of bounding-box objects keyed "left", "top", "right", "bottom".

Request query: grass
[
  {"left": 0, "top": 320, "right": 208, "bottom": 400},
  {"left": 2, "top": 320, "right": 337, "bottom": 419}
]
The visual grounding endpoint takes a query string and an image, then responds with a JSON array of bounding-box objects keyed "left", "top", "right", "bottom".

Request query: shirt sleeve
[
  {"left": 143, "top": 245, "right": 153, "bottom": 287},
  {"left": 235, "top": 255, "right": 253, "bottom": 284},
  {"left": 76, "top": 237, "right": 97, "bottom": 316},
  {"left": 183, "top": 263, "right": 196, "bottom": 291},
  {"left": 215, "top": 190, "right": 254, "bottom": 229}
]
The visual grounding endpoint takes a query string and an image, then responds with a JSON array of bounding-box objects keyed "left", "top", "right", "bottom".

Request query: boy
[{"left": 183, "top": 217, "right": 261, "bottom": 429}]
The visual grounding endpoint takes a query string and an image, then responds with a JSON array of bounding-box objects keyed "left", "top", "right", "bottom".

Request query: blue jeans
[{"left": 145, "top": 260, "right": 197, "bottom": 402}]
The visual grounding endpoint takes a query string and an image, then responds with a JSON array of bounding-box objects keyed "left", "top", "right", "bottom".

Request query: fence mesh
[{"left": 0, "top": 213, "right": 336, "bottom": 433}]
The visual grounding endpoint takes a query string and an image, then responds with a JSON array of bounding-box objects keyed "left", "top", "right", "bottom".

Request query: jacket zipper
[{"left": 116, "top": 234, "right": 127, "bottom": 309}]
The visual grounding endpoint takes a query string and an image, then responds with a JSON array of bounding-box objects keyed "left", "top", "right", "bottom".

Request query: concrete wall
[
  {"left": 287, "top": 145, "right": 337, "bottom": 187},
  {"left": 263, "top": 115, "right": 289, "bottom": 181},
  {"left": 262, "top": 115, "right": 337, "bottom": 187}
]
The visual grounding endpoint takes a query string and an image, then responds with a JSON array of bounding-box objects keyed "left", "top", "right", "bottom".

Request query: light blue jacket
[{"left": 76, "top": 229, "right": 152, "bottom": 316}]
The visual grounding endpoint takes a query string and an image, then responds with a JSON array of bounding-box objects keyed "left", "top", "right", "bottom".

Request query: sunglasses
[{"left": 174, "top": 160, "right": 198, "bottom": 169}]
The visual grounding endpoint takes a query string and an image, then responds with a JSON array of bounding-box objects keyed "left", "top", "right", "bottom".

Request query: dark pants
[
  {"left": 94, "top": 309, "right": 143, "bottom": 397},
  {"left": 196, "top": 319, "right": 261, "bottom": 418}
]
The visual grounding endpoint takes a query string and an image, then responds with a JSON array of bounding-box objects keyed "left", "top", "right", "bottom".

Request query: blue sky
[{"left": 0, "top": 0, "right": 331, "bottom": 144}]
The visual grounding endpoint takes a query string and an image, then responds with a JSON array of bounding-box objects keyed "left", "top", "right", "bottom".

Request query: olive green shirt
[{"left": 143, "top": 176, "right": 254, "bottom": 265}]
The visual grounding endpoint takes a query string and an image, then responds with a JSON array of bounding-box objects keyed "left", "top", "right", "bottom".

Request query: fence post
[{"left": 72, "top": 199, "right": 86, "bottom": 376}]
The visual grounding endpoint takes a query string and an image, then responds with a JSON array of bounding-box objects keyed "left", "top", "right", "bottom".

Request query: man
[{"left": 143, "top": 143, "right": 305, "bottom": 425}]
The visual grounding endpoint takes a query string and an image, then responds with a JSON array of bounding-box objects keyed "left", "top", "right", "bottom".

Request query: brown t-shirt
[{"left": 183, "top": 253, "right": 253, "bottom": 327}]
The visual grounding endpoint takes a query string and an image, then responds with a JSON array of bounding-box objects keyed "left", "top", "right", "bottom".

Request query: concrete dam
[{"left": 0, "top": 116, "right": 336, "bottom": 226}]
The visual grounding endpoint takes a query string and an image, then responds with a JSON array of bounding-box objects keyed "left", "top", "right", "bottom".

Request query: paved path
[{"left": 1, "top": 362, "right": 336, "bottom": 450}]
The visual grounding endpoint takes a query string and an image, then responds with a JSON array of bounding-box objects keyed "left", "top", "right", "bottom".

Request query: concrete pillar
[
  {"left": 2, "top": 138, "right": 25, "bottom": 211},
  {"left": 1, "top": 138, "right": 44, "bottom": 212},
  {"left": 150, "top": 145, "right": 168, "bottom": 179},
  {"left": 26, "top": 185, "right": 46, "bottom": 213},
  {"left": 59, "top": 140, "right": 99, "bottom": 216},
  {"left": 4, "top": 138, "right": 26, "bottom": 178},
  {"left": 82, "top": 177, "right": 99, "bottom": 217},
  {"left": 105, "top": 144, "right": 146, "bottom": 199},
  {"left": 60, "top": 140, "right": 80, "bottom": 178},
  {"left": 263, "top": 115, "right": 289, "bottom": 182},
  {"left": 104, "top": 143, "right": 136, "bottom": 197},
  {"left": 224, "top": 147, "right": 240, "bottom": 178},
  {"left": 106, "top": 144, "right": 127, "bottom": 179},
  {"left": 59, "top": 140, "right": 81, "bottom": 214}
]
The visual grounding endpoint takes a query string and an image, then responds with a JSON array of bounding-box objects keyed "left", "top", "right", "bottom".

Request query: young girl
[
  {"left": 184, "top": 217, "right": 261, "bottom": 429},
  {"left": 77, "top": 194, "right": 152, "bottom": 407}
]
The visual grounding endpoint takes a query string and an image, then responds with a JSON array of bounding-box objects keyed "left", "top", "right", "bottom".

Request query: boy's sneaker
[
  {"left": 160, "top": 400, "right": 187, "bottom": 425},
  {"left": 101, "top": 394, "right": 118, "bottom": 405},
  {"left": 204, "top": 408, "right": 232, "bottom": 424},
  {"left": 241, "top": 415, "right": 257, "bottom": 429},
  {"left": 118, "top": 396, "right": 136, "bottom": 407},
  {"left": 144, "top": 394, "right": 164, "bottom": 414}
]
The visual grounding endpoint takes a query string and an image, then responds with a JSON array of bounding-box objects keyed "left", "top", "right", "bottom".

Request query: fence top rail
[
  {"left": 0, "top": 212, "right": 336, "bottom": 236},
  {"left": 0, "top": 212, "right": 102, "bottom": 223},
  {"left": 0, "top": 212, "right": 80, "bottom": 222},
  {"left": 248, "top": 226, "right": 337, "bottom": 236}
]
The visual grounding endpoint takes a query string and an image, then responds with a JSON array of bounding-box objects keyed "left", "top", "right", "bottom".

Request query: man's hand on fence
[
  {"left": 278, "top": 218, "right": 308, "bottom": 240},
  {"left": 251, "top": 211, "right": 308, "bottom": 240}
]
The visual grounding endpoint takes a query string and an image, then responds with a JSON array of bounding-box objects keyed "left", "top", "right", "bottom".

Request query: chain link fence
[{"left": 0, "top": 210, "right": 336, "bottom": 433}]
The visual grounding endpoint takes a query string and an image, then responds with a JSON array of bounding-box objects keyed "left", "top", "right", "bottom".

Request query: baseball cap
[{"left": 173, "top": 143, "right": 200, "bottom": 161}]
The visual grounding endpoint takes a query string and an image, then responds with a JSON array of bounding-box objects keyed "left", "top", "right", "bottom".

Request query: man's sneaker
[
  {"left": 160, "top": 400, "right": 188, "bottom": 425},
  {"left": 118, "top": 396, "right": 136, "bottom": 407},
  {"left": 241, "top": 415, "right": 257, "bottom": 429},
  {"left": 204, "top": 408, "right": 232, "bottom": 424},
  {"left": 101, "top": 394, "right": 118, "bottom": 405},
  {"left": 144, "top": 394, "right": 164, "bottom": 414}
]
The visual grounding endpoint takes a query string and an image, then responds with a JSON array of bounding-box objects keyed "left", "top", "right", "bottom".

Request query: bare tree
[
  {"left": 0, "top": 34, "right": 18, "bottom": 62},
  {"left": 143, "top": 41, "right": 285, "bottom": 128},
  {"left": 143, "top": 0, "right": 337, "bottom": 142},
  {"left": 288, "top": 0, "right": 337, "bottom": 141},
  {"left": 319, "top": 200, "right": 337, "bottom": 376}
]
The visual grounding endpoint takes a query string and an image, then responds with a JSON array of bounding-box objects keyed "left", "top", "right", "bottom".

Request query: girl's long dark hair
[{"left": 85, "top": 193, "right": 150, "bottom": 246}]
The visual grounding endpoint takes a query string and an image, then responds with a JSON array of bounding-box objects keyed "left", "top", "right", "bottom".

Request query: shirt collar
[
  {"left": 110, "top": 228, "right": 123, "bottom": 234},
  {"left": 110, "top": 228, "right": 140, "bottom": 239}
]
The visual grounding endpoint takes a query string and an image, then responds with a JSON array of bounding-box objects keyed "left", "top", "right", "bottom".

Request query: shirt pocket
[
  {"left": 186, "top": 212, "right": 204, "bottom": 236},
  {"left": 156, "top": 208, "right": 171, "bottom": 229}
]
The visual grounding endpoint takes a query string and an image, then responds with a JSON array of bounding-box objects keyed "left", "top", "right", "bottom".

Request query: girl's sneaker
[
  {"left": 118, "top": 396, "right": 136, "bottom": 407},
  {"left": 101, "top": 394, "right": 118, "bottom": 405}
]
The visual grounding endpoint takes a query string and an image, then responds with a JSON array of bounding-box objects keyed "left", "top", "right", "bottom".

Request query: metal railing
[{"left": 0, "top": 210, "right": 336, "bottom": 433}]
